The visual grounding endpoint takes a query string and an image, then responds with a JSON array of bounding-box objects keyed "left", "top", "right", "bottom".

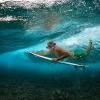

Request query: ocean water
[{"left": 0, "top": 0, "right": 100, "bottom": 99}]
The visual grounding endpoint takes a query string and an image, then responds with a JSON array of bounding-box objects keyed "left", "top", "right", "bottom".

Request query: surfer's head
[{"left": 46, "top": 41, "right": 56, "bottom": 49}]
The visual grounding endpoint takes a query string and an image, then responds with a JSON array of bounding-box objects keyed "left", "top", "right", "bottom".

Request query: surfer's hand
[{"left": 52, "top": 58, "right": 58, "bottom": 61}]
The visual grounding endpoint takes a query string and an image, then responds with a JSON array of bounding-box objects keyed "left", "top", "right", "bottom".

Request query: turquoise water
[
  {"left": 0, "top": 1, "right": 100, "bottom": 99},
  {"left": 0, "top": 0, "right": 100, "bottom": 77}
]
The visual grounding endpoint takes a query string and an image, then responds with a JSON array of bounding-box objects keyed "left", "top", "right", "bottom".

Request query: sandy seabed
[{"left": 0, "top": 68, "right": 100, "bottom": 100}]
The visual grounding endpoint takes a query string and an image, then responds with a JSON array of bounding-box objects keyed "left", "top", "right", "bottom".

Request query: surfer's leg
[
  {"left": 74, "top": 40, "right": 93, "bottom": 59},
  {"left": 73, "top": 49, "right": 88, "bottom": 59},
  {"left": 86, "top": 40, "right": 93, "bottom": 53}
]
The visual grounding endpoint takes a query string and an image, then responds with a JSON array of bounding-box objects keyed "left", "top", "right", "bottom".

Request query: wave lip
[{"left": 0, "top": 0, "right": 68, "bottom": 8}]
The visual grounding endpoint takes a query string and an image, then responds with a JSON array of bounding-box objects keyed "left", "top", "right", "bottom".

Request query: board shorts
[{"left": 73, "top": 49, "right": 89, "bottom": 59}]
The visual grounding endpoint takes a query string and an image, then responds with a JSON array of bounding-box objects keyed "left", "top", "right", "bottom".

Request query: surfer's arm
[
  {"left": 57, "top": 55, "right": 67, "bottom": 60},
  {"left": 52, "top": 52, "right": 69, "bottom": 61},
  {"left": 35, "top": 50, "right": 51, "bottom": 56}
]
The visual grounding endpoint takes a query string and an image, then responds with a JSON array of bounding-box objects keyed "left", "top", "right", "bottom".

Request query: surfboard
[{"left": 28, "top": 52, "right": 86, "bottom": 69}]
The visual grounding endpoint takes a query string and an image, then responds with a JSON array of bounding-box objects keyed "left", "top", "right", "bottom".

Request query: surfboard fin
[{"left": 74, "top": 65, "right": 86, "bottom": 70}]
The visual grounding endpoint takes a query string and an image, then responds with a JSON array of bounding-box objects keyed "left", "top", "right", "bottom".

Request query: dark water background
[{"left": 0, "top": 0, "right": 100, "bottom": 99}]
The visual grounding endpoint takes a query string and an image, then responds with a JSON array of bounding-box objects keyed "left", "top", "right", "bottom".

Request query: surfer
[{"left": 33, "top": 40, "right": 93, "bottom": 61}]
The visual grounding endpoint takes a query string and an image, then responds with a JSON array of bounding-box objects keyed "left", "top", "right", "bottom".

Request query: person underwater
[{"left": 30, "top": 40, "right": 93, "bottom": 62}]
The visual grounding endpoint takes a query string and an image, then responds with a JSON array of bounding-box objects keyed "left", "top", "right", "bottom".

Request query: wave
[
  {"left": 0, "top": 0, "right": 100, "bottom": 31},
  {"left": 0, "top": 0, "right": 68, "bottom": 8},
  {"left": 0, "top": 0, "right": 100, "bottom": 69}
]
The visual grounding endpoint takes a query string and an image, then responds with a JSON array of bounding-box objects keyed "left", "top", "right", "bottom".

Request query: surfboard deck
[{"left": 28, "top": 52, "right": 86, "bottom": 69}]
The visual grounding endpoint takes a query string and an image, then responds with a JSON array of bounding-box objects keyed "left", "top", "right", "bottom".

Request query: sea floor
[{"left": 0, "top": 68, "right": 100, "bottom": 100}]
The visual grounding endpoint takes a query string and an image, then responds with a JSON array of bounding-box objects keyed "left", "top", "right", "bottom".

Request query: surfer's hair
[
  {"left": 48, "top": 41, "right": 56, "bottom": 45},
  {"left": 46, "top": 40, "right": 56, "bottom": 48}
]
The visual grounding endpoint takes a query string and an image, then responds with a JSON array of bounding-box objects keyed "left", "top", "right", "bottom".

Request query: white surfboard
[{"left": 28, "top": 52, "right": 86, "bottom": 69}]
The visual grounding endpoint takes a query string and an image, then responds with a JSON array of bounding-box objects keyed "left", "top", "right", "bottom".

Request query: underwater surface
[{"left": 0, "top": 0, "right": 100, "bottom": 100}]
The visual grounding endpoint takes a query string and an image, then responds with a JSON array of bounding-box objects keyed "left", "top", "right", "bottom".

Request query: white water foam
[
  {"left": 0, "top": 0, "right": 69, "bottom": 7},
  {"left": 60, "top": 26, "right": 100, "bottom": 48},
  {"left": 0, "top": 16, "right": 24, "bottom": 21}
]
